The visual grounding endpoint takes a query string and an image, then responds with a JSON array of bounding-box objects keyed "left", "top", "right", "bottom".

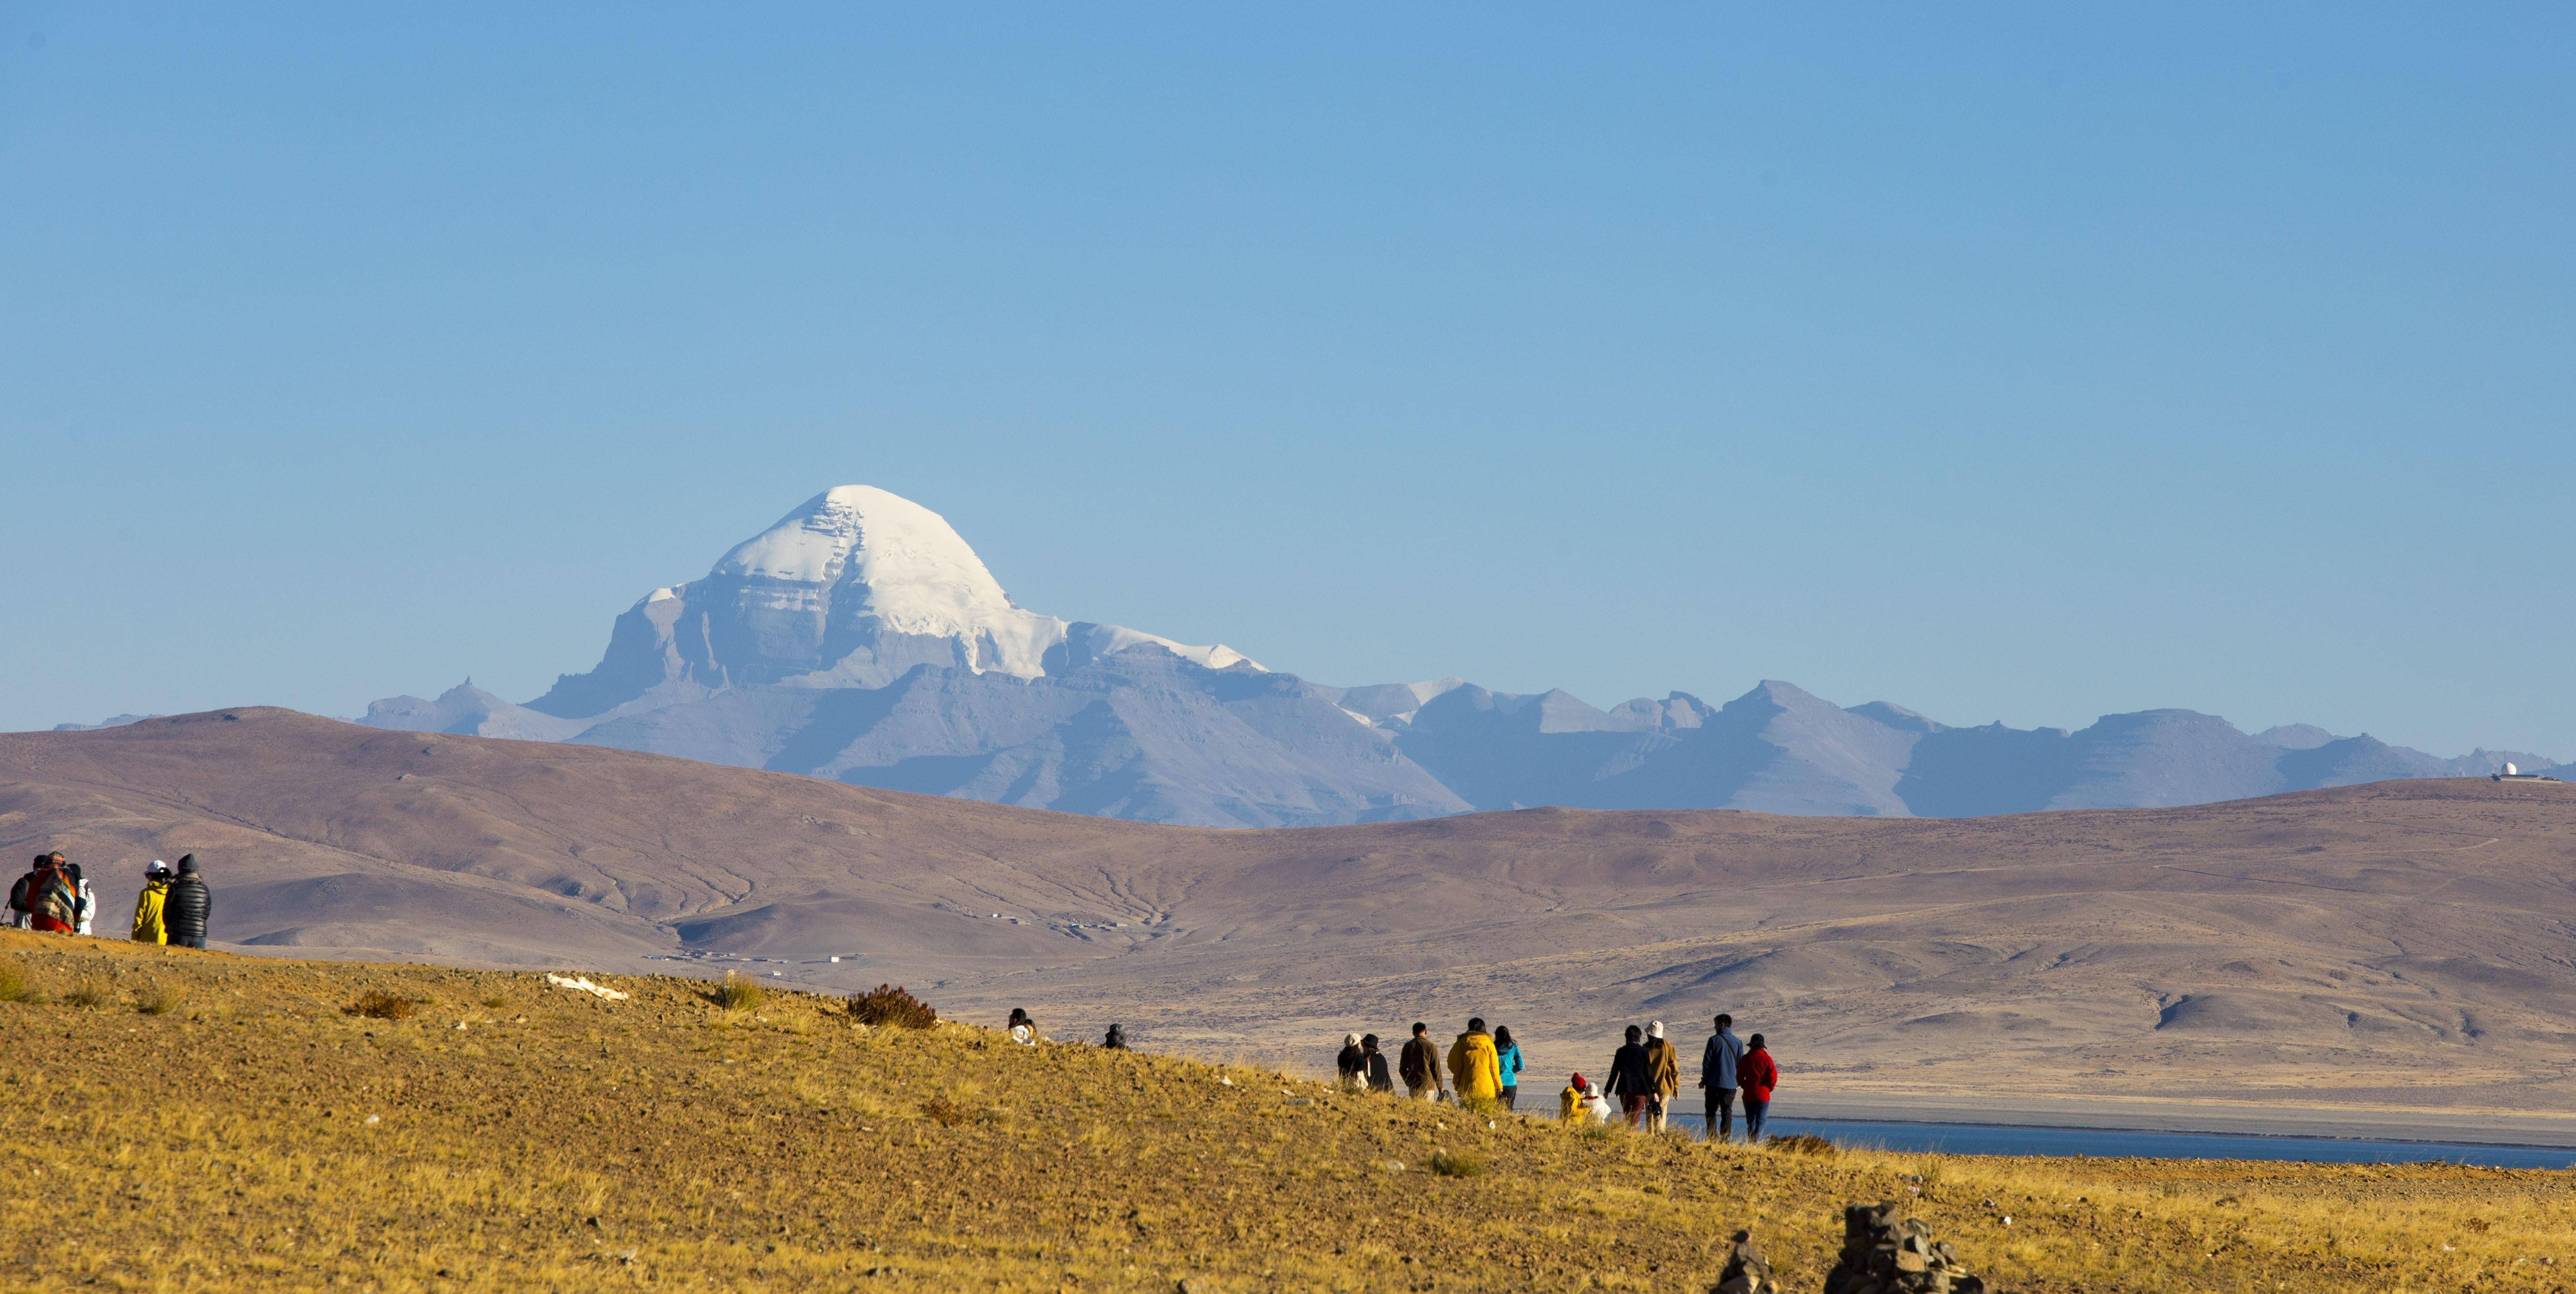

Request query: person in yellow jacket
[
  {"left": 130, "top": 860, "right": 172, "bottom": 944},
  {"left": 1446, "top": 1017, "right": 1503, "bottom": 1105}
]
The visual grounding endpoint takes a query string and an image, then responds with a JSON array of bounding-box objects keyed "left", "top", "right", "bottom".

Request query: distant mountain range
[{"left": 339, "top": 485, "right": 2563, "bottom": 828}]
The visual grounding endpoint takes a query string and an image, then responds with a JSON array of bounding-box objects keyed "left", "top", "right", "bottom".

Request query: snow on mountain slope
[
  {"left": 518, "top": 486, "right": 1257, "bottom": 720},
  {"left": 715, "top": 485, "right": 1065, "bottom": 681}
]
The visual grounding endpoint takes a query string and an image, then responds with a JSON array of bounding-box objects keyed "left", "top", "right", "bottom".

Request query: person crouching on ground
[
  {"left": 131, "top": 861, "right": 173, "bottom": 944},
  {"left": 1006, "top": 1008, "right": 1037, "bottom": 1045},
  {"left": 1643, "top": 1020, "right": 1682, "bottom": 1133},
  {"left": 1493, "top": 1025, "right": 1524, "bottom": 1111},
  {"left": 1447, "top": 1017, "right": 1502, "bottom": 1108},
  {"left": 1399, "top": 1022, "right": 1447, "bottom": 1101},
  {"left": 1739, "top": 1033, "right": 1779, "bottom": 1142},
  {"left": 164, "top": 854, "right": 212, "bottom": 949},
  {"left": 1602, "top": 1025, "right": 1651, "bottom": 1128},
  {"left": 1336, "top": 1033, "right": 1365, "bottom": 1090},
  {"left": 1360, "top": 1034, "right": 1393, "bottom": 1093}
]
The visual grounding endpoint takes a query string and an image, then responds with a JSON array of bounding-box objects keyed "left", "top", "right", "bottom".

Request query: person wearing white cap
[
  {"left": 130, "top": 861, "right": 173, "bottom": 944},
  {"left": 1642, "top": 1020, "right": 1683, "bottom": 1134}
]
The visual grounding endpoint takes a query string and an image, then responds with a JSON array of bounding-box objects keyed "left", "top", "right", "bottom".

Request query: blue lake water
[{"left": 1656, "top": 1114, "right": 2576, "bottom": 1169}]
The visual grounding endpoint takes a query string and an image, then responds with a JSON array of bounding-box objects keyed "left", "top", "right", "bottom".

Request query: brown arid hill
[
  {"left": 3, "top": 936, "right": 2572, "bottom": 1294},
  {"left": 7, "top": 707, "right": 2576, "bottom": 1139}
]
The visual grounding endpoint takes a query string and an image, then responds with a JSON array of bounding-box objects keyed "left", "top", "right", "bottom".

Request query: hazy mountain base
[{"left": 4, "top": 934, "right": 2571, "bottom": 1294}]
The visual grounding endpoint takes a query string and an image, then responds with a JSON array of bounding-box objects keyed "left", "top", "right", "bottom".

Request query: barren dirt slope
[{"left": 6, "top": 708, "right": 2576, "bottom": 1124}]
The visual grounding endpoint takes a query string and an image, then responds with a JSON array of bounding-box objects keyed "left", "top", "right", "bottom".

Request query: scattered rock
[
  {"left": 1708, "top": 1228, "right": 1779, "bottom": 1294},
  {"left": 1825, "top": 1200, "right": 1987, "bottom": 1294}
]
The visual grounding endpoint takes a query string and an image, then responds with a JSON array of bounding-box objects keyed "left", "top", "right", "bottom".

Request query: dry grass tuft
[
  {"left": 135, "top": 979, "right": 185, "bottom": 1016},
  {"left": 1768, "top": 1133, "right": 1839, "bottom": 1157},
  {"left": 0, "top": 960, "right": 37, "bottom": 1004},
  {"left": 350, "top": 990, "right": 418, "bottom": 1020},
  {"left": 920, "top": 1095, "right": 976, "bottom": 1127},
  {"left": 712, "top": 971, "right": 762, "bottom": 1012},
  {"left": 1428, "top": 1149, "right": 1484, "bottom": 1178},
  {"left": 849, "top": 983, "right": 937, "bottom": 1028},
  {"left": 64, "top": 980, "right": 111, "bottom": 1010}
]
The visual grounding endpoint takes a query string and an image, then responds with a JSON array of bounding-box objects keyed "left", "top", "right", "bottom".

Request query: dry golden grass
[{"left": 2, "top": 930, "right": 2570, "bottom": 1293}]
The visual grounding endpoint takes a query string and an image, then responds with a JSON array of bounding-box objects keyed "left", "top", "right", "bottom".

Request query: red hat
[{"left": 1570, "top": 1072, "right": 1587, "bottom": 1088}]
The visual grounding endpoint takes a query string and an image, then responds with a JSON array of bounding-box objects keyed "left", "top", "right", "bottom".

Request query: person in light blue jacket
[
  {"left": 1699, "top": 1013, "right": 1745, "bottom": 1142},
  {"left": 1493, "top": 1025, "right": 1525, "bottom": 1111}
]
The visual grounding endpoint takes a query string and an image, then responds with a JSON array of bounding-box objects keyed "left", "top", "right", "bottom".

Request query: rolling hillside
[{"left": 7, "top": 707, "right": 2576, "bottom": 1131}]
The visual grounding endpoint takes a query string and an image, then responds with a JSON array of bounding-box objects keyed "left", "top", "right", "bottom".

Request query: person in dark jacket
[
  {"left": 1739, "top": 1033, "right": 1780, "bottom": 1142},
  {"left": 164, "top": 853, "right": 212, "bottom": 949},
  {"left": 1602, "top": 1024, "right": 1653, "bottom": 1128},
  {"left": 1360, "top": 1034, "right": 1394, "bottom": 1093},
  {"left": 1336, "top": 1033, "right": 1367, "bottom": 1090},
  {"left": 1699, "top": 1013, "right": 1745, "bottom": 1142},
  {"left": 7, "top": 855, "right": 44, "bottom": 930},
  {"left": 1103, "top": 1022, "right": 1129, "bottom": 1049},
  {"left": 1398, "top": 1022, "right": 1447, "bottom": 1101}
]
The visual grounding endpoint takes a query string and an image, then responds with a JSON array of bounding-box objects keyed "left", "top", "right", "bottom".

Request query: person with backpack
[
  {"left": 1446, "top": 1017, "right": 1502, "bottom": 1106},
  {"left": 1398, "top": 1022, "right": 1447, "bottom": 1101},
  {"left": 1739, "top": 1033, "right": 1780, "bottom": 1142},
  {"left": 164, "top": 853, "right": 212, "bottom": 950},
  {"left": 1102, "top": 1022, "right": 1129, "bottom": 1050},
  {"left": 1493, "top": 1025, "right": 1525, "bottom": 1111},
  {"left": 1699, "top": 1012, "right": 1746, "bottom": 1142},
  {"left": 131, "top": 861, "right": 173, "bottom": 944},
  {"left": 23, "top": 852, "right": 78, "bottom": 935}
]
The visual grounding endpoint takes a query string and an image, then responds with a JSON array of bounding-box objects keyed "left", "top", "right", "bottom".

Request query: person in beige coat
[{"left": 1642, "top": 1019, "right": 1683, "bottom": 1133}]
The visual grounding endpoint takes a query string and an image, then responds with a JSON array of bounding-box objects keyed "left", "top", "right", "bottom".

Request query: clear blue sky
[{"left": 5, "top": 5, "right": 2571, "bottom": 758}]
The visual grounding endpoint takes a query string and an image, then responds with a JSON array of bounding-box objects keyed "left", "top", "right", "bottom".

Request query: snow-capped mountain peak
[
  {"left": 518, "top": 485, "right": 1256, "bottom": 720},
  {"left": 718, "top": 486, "right": 1064, "bottom": 679}
]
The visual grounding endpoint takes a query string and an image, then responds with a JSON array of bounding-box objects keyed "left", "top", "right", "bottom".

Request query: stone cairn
[
  {"left": 1823, "top": 1201, "right": 1987, "bottom": 1294},
  {"left": 1708, "top": 1229, "right": 1779, "bottom": 1294}
]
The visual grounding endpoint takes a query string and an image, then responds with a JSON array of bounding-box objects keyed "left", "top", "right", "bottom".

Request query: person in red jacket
[{"left": 1738, "top": 1033, "right": 1780, "bottom": 1142}]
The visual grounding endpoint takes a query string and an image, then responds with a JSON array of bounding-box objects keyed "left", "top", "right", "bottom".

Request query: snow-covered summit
[
  {"left": 720, "top": 486, "right": 1067, "bottom": 680},
  {"left": 518, "top": 485, "right": 1258, "bottom": 720}
]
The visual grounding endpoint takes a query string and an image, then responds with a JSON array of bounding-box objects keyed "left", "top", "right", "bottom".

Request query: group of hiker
[
  {"left": 6, "top": 851, "right": 212, "bottom": 948},
  {"left": 1332, "top": 1012, "right": 1779, "bottom": 1142}
]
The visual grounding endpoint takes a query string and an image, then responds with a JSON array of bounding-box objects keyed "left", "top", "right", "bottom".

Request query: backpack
[{"left": 28, "top": 865, "right": 76, "bottom": 924}]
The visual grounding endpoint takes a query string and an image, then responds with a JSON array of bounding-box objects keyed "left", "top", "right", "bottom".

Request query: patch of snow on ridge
[{"left": 1065, "top": 622, "right": 1263, "bottom": 673}]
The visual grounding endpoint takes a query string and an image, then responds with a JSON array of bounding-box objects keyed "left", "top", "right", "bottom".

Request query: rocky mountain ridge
[{"left": 345, "top": 485, "right": 2564, "bottom": 827}]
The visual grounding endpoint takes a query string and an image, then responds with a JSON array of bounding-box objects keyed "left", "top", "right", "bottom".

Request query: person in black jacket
[
  {"left": 1602, "top": 1024, "right": 1653, "bottom": 1128},
  {"left": 164, "top": 853, "right": 213, "bottom": 949},
  {"left": 1359, "top": 1034, "right": 1394, "bottom": 1093}
]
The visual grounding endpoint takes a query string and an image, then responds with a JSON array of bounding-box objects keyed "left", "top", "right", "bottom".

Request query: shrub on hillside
[
  {"left": 1428, "top": 1149, "right": 1484, "bottom": 1178},
  {"left": 0, "top": 960, "right": 38, "bottom": 1004},
  {"left": 64, "top": 981, "right": 110, "bottom": 1010},
  {"left": 849, "top": 983, "right": 937, "bottom": 1028},
  {"left": 136, "top": 980, "right": 185, "bottom": 1016},
  {"left": 351, "top": 991, "right": 418, "bottom": 1020},
  {"left": 711, "top": 971, "right": 763, "bottom": 1012}
]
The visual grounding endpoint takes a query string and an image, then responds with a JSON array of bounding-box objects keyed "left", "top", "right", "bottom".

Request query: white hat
[
  {"left": 146, "top": 860, "right": 171, "bottom": 876},
  {"left": 1648, "top": 1020, "right": 1665, "bottom": 1039}
]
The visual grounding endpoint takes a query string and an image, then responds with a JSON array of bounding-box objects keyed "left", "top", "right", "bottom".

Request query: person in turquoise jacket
[{"left": 1493, "top": 1025, "right": 1525, "bottom": 1111}]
